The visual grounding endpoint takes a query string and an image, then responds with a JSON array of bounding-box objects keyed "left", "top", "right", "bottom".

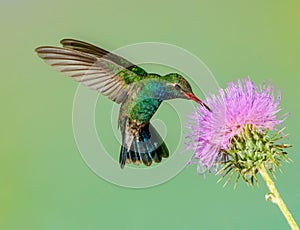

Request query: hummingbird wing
[
  {"left": 35, "top": 39, "right": 148, "bottom": 104},
  {"left": 60, "top": 39, "right": 148, "bottom": 76}
]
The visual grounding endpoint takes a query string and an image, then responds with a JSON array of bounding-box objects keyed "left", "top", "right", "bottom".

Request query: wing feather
[
  {"left": 60, "top": 39, "right": 148, "bottom": 76},
  {"left": 35, "top": 41, "right": 148, "bottom": 104}
]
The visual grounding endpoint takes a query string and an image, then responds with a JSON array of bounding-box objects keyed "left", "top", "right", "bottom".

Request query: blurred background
[{"left": 1, "top": 0, "right": 299, "bottom": 229}]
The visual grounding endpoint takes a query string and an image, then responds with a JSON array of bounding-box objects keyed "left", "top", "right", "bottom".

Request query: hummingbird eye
[{"left": 174, "top": 84, "right": 181, "bottom": 91}]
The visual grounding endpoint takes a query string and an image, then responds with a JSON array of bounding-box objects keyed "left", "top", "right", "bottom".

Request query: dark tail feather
[
  {"left": 119, "top": 146, "right": 127, "bottom": 169},
  {"left": 119, "top": 123, "right": 169, "bottom": 168}
]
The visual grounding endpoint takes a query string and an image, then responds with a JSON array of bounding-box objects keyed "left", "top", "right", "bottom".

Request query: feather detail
[
  {"left": 119, "top": 119, "right": 169, "bottom": 168},
  {"left": 35, "top": 40, "right": 148, "bottom": 104}
]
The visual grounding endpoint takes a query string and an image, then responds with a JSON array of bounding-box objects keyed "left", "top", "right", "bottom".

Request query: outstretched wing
[
  {"left": 35, "top": 39, "right": 148, "bottom": 104},
  {"left": 61, "top": 39, "right": 148, "bottom": 76}
]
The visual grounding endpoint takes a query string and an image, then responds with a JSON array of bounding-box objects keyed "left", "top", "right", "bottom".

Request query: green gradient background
[{"left": 1, "top": 1, "right": 299, "bottom": 229}]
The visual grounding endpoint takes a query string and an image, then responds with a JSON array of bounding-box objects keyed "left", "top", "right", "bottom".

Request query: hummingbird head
[
  {"left": 162, "top": 73, "right": 211, "bottom": 111},
  {"left": 162, "top": 73, "right": 200, "bottom": 102}
]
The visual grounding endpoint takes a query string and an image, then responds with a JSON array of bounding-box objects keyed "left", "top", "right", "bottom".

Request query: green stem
[{"left": 259, "top": 165, "right": 299, "bottom": 230}]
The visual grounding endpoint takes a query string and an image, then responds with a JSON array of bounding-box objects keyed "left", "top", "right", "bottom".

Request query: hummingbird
[{"left": 35, "top": 39, "right": 210, "bottom": 168}]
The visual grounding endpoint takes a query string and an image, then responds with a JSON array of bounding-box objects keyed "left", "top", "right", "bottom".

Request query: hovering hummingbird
[{"left": 35, "top": 39, "right": 210, "bottom": 168}]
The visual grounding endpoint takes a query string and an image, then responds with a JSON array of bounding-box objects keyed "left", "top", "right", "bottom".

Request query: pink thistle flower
[
  {"left": 186, "top": 78, "right": 298, "bottom": 229},
  {"left": 186, "top": 77, "right": 287, "bottom": 175}
]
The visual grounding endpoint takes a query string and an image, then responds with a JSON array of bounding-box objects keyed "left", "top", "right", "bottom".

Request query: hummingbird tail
[{"left": 119, "top": 123, "right": 169, "bottom": 168}]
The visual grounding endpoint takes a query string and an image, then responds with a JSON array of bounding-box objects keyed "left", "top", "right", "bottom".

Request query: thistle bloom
[
  {"left": 186, "top": 78, "right": 298, "bottom": 229},
  {"left": 186, "top": 77, "right": 288, "bottom": 179}
]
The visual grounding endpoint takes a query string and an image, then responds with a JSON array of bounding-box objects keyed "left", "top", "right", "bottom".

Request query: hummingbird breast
[
  {"left": 129, "top": 98, "right": 162, "bottom": 124},
  {"left": 118, "top": 77, "right": 173, "bottom": 130}
]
